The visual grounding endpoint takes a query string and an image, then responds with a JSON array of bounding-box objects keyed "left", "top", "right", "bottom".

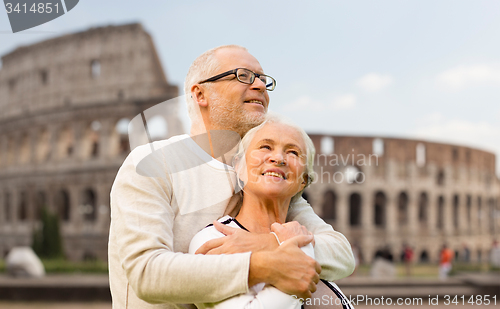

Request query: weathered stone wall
[{"left": 0, "top": 23, "right": 183, "bottom": 261}]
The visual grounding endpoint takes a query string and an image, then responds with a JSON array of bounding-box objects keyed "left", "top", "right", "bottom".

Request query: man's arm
[
  {"left": 286, "top": 196, "right": 355, "bottom": 281},
  {"left": 109, "top": 150, "right": 249, "bottom": 304}
]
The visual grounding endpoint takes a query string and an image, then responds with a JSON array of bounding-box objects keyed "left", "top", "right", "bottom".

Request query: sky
[{"left": 1, "top": 0, "right": 499, "bottom": 176}]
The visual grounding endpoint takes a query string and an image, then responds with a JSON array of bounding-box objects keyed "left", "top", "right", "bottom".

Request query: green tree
[{"left": 32, "top": 207, "right": 64, "bottom": 259}]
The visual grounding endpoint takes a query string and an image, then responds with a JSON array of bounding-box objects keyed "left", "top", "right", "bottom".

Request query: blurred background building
[
  {"left": 305, "top": 135, "right": 500, "bottom": 264},
  {"left": 0, "top": 23, "right": 183, "bottom": 261},
  {"left": 0, "top": 23, "right": 498, "bottom": 263}
]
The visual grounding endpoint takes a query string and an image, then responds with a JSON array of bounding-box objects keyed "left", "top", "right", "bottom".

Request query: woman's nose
[{"left": 269, "top": 152, "right": 286, "bottom": 166}]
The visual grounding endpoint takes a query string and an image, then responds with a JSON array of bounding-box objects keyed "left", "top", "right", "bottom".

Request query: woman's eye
[
  {"left": 288, "top": 150, "right": 299, "bottom": 156},
  {"left": 260, "top": 145, "right": 271, "bottom": 150}
]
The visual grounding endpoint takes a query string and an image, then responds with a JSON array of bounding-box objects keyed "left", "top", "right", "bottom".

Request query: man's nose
[{"left": 250, "top": 77, "right": 266, "bottom": 92}]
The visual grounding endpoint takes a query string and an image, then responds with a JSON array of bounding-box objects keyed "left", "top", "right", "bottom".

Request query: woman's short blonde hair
[{"left": 233, "top": 113, "right": 316, "bottom": 203}]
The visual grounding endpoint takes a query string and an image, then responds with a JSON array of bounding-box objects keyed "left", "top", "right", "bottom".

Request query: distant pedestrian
[
  {"left": 490, "top": 240, "right": 500, "bottom": 268},
  {"left": 403, "top": 244, "right": 414, "bottom": 276},
  {"left": 439, "top": 244, "right": 453, "bottom": 280}
]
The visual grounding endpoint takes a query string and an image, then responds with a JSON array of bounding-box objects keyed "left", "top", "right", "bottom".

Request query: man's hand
[
  {"left": 249, "top": 235, "right": 321, "bottom": 299},
  {"left": 271, "top": 221, "right": 315, "bottom": 246},
  {"left": 195, "top": 221, "right": 279, "bottom": 255}
]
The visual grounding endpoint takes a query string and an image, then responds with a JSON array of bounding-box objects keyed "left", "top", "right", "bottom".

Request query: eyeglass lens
[{"left": 236, "top": 69, "right": 275, "bottom": 90}]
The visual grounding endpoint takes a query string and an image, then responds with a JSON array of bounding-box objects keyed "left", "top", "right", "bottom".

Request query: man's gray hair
[
  {"left": 233, "top": 113, "right": 316, "bottom": 203},
  {"left": 184, "top": 45, "right": 248, "bottom": 122}
]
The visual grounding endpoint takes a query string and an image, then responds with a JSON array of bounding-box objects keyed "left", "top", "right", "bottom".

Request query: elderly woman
[{"left": 189, "top": 115, "right": 352, "bottom": 309}]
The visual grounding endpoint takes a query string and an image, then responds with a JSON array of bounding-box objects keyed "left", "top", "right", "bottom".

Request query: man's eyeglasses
[{"left": 199, "top": 68, "right": 276, "bottom": 91}]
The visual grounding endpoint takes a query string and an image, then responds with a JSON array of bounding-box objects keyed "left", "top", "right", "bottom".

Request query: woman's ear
[
  {"left": 191, "top": 84, "right": 208, "bottom": 108},
  {"left": 300, "top": 174, "right": 309, "bottom": 190}
]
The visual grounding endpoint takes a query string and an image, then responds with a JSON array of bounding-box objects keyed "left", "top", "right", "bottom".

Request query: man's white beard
[{"left": 208, "top": 94, "right": 265, "bottom": 137}]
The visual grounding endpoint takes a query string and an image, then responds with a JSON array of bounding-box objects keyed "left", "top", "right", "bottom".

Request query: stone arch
[
  {"left": 477, "top": 196, "right": 482, "bottom": 227},
  {"left": 398, "top": 192, "right": 409, "bottom": 225},
  {"left": 374, "top": 191, "right": 386, "bottom": 227},
  {"left": 58, "top": 125, "right": 74, "bottom": 158},
  {"left": 437, "top": 196, "right": 445, "bottom": 230},
  {"left": 3, "top": 191, "right": 11, "bottom": 222},
  {"left": 419, "top": 250, "right": 429, "bottom": 263},
  {"left": 418, "top": 192, "right": 428, "bottom": 223},
  {"left": 34, "top": 191, "right": 46, "bottom": 221},
  {"left": 19, "top": 191, "right": 28, "bottom": 221},
  {"left": 466, "top": 195, "right": 472, "bottom": 228},
  {"left": 91, "top": 59, "right": 101, "bottom": 78},
  {"left": 453, "top": 194, "right": 460, "bottom": 229},
  {"left": 55, "top": 189, "right": 70, "bottom": 222},
  {"left": 113, "top": 118, "right": 131, "bottom": 155},
  {"left": 349, "top": 193, "right": 362, "bottom": 226},
  {"left": 488, "top": 198, "right": 495, "bottom": 233},
  {"left": 6, "top": 135, "right": 15, "bottom": 165},
  {"left": 320, "top": 136, "right": 334, "bottom": 154},
  {"left": 37, "top": 127, "right": 50, "bottom": 162},
  {"left": 436, "top": 169, "right": 445, "bottom": 186},
  {"left": 81, "top": 121, "right": 100, "bottom": 159},
  {"left": 19, "top": 132, "right": 30, "bottom": 164},
  {"left": 416, "top": 143, "right": 426, "bottom": 167},
  {"left": 372, "top": 138, "right": 384, "bottom": 156},
  {"left": 81, "top": 188, "right": 97, "bottom": 222},
  {"left": 322, "top": 190, "right": 336, "bottom": 220},
  {"left": 90, "top": 121, "right": 101, "bottom": 158}
]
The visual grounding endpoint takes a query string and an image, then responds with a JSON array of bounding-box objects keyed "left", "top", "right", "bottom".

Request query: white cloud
[
  {"left": 356, "top": 73, "right": 393, "bottom": 92},
  {"left": 436, "top": 64, "right": 500, "bottom": 89},
  {"left": 288, "top": 94, "right": 356, "bottom": 112},
  {"left": 331, "top": 94, "right": 356, "bottom": 110},
  {"left": 412, "top": 114, "right": 500, "bottom": 176}
]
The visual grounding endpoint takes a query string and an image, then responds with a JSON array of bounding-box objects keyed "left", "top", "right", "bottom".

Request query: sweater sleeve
[
  {"left": 286, "top": 196, "right": 355, "bottom": 281},
  {"left": 109, "top": 148, "right": 250, "bottom": 304}
]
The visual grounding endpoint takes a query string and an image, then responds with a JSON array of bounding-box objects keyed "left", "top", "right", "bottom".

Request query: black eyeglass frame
[{"left": 198, "top": 68, "right": 276, "bottom": 91}]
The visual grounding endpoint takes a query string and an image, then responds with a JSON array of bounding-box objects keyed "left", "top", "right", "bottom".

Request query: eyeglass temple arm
[{"left": 199, "top": 69, "right": 238, "bottom": 84}]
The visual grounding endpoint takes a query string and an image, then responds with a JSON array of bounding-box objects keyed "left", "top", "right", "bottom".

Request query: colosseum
[
  {"left": 0, "top": 23, "right": 183, "bottom": 260},
  {"left": 304, "top": 135, "right": 500, "bottom": 264},
  {"left": 0, "top": 23, "right": 499, "bottom": 263}
]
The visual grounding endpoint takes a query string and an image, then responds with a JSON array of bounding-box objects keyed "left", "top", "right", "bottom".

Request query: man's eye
[{"left": 259, "top": 77, "right": 267, "bottom": 83}]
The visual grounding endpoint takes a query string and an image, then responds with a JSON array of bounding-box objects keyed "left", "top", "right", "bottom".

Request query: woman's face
[{"left": 241, "top": 123, "right": 307, "bottom": 199}]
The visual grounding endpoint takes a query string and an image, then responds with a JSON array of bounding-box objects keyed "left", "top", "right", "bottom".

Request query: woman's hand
[{"left": 271, "top": 221, "right": 315, "bottom": 246}]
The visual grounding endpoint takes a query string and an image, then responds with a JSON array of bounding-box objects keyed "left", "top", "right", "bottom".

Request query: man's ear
[{"left": 191, "top": 84, "right": 208, "bottom": 108}]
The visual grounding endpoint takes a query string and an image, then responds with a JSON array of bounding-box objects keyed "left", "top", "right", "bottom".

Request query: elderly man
[{"left": 108, "top": 45, "right": 355, "bottom": 309}]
